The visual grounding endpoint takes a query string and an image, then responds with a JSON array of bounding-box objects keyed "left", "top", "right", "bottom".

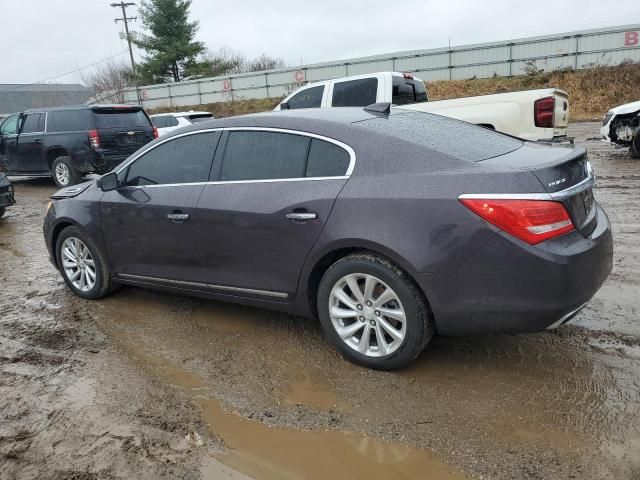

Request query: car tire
[
  {"left": 52, "top": 156, "right": 81, "bottom": 188},
  {"left": 0, "top": 207, "right": 5, "bottom": 218},
  {"left": 317, "top": 252, "right": 435, "bottom": 370},
  {"left": 631, "top": 136, "right": 640, "bottom": 159},
  {"left": 55, "top": 226, "right": 117, "bottom": 300}
]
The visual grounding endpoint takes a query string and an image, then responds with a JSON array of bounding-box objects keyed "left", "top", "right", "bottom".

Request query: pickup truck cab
[
  {"left": 0, "top": 105, "right": 157, "bottom": 187},
  {"left": 275, "top": 72, "right": 570, "bottom": 142}
]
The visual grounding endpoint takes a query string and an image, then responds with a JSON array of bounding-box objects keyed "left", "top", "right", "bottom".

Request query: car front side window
[
  {"left": 287, "top": 86, "right": 325, "bottom": 109},
  {"left": 125, "top": 132, "right": 218, "bottom": 186},
  {"left": 0, "top": 115, "right": 19, "bottom": 135}
]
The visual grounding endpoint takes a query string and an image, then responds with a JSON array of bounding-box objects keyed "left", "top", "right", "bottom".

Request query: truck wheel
[
  {"left": 317, "top": 252, "right": 435, "bottom": 370},
  {"left": 631, "top": 136, "right": 640, "bottom": 159},
  {"left": 52, "top": 156, "right": 81, "bottom": 188}
]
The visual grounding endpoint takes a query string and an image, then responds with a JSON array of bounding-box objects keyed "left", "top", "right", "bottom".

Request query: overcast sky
[{"left": 2, "top": 0, "right": 639, "bottom": 85}]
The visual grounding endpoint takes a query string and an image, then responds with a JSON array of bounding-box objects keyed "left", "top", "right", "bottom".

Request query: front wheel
[
  {"left": 55, "top": 226, "right": 117, "bottom": 299},
  {"left": 52, "top": 156, "right": 81, "bottom": 188},
  {"left": 317, "top": 253, "right": 435, "bottom": 370}
]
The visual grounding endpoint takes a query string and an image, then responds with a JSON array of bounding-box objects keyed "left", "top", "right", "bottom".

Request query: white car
[
  {"left": 600, "top": 100, "right": 640, "bottom": 157},
  {"left": 150, "top": 111, "right": 215, "bottom": 136},
  {"left": 275, "top": 72, "right": 570, "bottom": 142}
]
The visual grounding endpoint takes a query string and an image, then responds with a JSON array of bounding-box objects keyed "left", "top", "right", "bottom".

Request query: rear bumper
[
  {"left": 72, "top": 150, "right": 129, "bottom": 174},
  {"left": 417, "top": 204, "right": 613, "bottom": 336}
]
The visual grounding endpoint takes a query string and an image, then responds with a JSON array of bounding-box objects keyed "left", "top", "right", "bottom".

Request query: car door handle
[
  {"left": 33, "top": 139, "right": 42, "bottom": 143},
  {"left": 286, "top": 212, "right": 317, "bottom": 221},
  {"left": 167, "top": 212, "right": 189, "bottom": 222}
]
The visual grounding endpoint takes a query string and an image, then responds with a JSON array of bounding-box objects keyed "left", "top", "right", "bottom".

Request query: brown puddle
[
  {"left": 281, "top": 368, "right": 337, "bottom": 411},
  {"left": 100, "top": 321, "right": 466, "bottom": 480}
]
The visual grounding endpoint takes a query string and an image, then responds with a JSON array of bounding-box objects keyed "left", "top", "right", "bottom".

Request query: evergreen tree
[{"left": 134, "top": 0, "right": 206, "bottom": 83}]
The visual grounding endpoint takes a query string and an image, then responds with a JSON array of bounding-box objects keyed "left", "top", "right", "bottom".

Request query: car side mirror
[
  {"left": 97, "top": 172, "right": 119, "bottom": 192},
  {"left": 280, "top": 102, "right": 290, "bottom": 110}
]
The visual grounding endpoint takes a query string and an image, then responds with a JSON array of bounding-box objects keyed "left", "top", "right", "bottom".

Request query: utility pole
[{"left": 111, "top": 2, "right": 137, "bottom": 74}]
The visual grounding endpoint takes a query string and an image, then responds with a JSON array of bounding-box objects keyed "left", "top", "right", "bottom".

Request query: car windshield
[
  {"left": 93, "top": 109, "right": 150, "bottom": 128},
  {"left": 355, "top": 110, "right": 523, "bottom": 161}
]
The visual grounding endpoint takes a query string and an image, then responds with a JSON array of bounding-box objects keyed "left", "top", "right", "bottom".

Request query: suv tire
[
  {"left": 631, "top": 135, "right": 640, "bottom": 159},
  {"left": 52, "top": 156, "right": 81, "bottom": 188},
  {"left": 56, "top": 226, "right": 118, "bottom": 300},
  {"left": 317, "top": 253, "right": 435, "bottom": 370}
]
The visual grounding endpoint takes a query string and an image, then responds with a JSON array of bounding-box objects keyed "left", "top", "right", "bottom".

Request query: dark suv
[{"left": 0, "top": 105, "right": 157, "bottom": 187}]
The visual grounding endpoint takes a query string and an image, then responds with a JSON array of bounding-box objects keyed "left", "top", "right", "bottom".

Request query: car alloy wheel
[
  {"left": 55, "top": 162, "right": 71, "bottom": 186},
  {"left": 328, "top": 273, "right": 407, "bottom": 357},
  {"left": 61, "top": 237, "right": 97, "bottom": 292}
]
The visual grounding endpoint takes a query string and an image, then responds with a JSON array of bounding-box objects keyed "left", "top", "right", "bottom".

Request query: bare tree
[
  {"left": 199, "top": 47, "right": 286, "bottom": 78},
  {"left": 79, "top": 59, "right": 133, "bottom": 103}
]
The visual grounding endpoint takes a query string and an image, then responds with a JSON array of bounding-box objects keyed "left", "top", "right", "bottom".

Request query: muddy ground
[{"left": 1, "top": 122, "right": 639, "bottom": 480}]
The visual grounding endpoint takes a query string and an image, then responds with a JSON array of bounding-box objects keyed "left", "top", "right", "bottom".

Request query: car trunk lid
[{"left": 481, "top": 143, "right": 596, "bottom": 237}]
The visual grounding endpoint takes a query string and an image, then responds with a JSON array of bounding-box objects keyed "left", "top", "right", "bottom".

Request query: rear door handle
[
  {"left": 167, "top": 212, "right": 189, "bottom": 222},
  {"left": 286, "top": 212, "right": 317, "bottom": 221}
]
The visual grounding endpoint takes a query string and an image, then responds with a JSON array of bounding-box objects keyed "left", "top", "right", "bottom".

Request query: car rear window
[
  {"left": 355, "top": 111, "right": 523, "bottom": 161},
  {"left": 392, "top": 77, "right": 428, "bottom": 105},
  {"left": 93, "top": 109, "right": 150, "bottom": 129},
  {"left": 188, "top": 114, "right": 214, "bottom": 123}
]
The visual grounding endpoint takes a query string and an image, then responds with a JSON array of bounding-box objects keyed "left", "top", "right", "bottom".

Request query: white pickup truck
[{"left": 275, "top": 72, "right": 570, "bottom": 142}]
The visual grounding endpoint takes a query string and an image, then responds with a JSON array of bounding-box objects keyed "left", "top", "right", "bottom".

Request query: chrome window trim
[
  {"left": 117, "top": 273, "right": 288, "bottom": 299},
  {"left": 458, "top": 175, "right": 594, "bottom": 202},
  {"left": 114, "top": 126, "right": 356, "bottom": 184}
]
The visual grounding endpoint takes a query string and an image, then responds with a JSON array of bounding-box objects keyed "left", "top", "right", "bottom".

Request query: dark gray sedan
[{"left": 43, "top": 106, "right": 612, "bottom": 369}]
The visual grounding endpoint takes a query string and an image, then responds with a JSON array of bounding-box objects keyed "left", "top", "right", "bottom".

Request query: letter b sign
[{"left": 625, "top": 31, "right": 639, "bottom": 46}]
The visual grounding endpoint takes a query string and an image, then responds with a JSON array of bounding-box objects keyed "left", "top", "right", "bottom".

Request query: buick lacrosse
[{"left": 44, "top": 105, "right": 612, "bottom": 369}]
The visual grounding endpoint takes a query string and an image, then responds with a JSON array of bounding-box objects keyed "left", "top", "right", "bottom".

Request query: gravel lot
[{"left": 1, "top": 122, "right": 639, "bottom": 480}]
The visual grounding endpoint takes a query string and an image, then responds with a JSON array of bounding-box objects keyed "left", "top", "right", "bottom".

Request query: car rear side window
[
  {"left": 306, "top": 139, "right": 350, "bottom": 177},
  {"left": 287, "top": 86, "right": 324, "bottom": 109},
  {"left": 21, "top": 113, "right": 43, "bottom": 133},
  {"left": 94, "top": 109, "right": 150, "bottom": 128},
  {"left": 332, "top": 78, "right": 378, "bottom": 107},
  {"left": 48, "top": 110, "right": 93, "bottom": 132},
  {"left": 126, "top": 132, "right": 217, "bottom": 186},
  {"left": 356, "top": 111, "right": 523, "bottom": 162},
  {"left": 220, "top": 131, "right": 310, "bottom": 181}
]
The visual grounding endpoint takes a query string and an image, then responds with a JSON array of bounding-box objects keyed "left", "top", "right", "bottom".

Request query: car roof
[{"left": 22, "top": 104, "right": 142, "bottom": 114}]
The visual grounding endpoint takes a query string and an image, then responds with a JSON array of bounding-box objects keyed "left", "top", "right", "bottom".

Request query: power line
[{"left": 1, "top": 50, "right": 129, "bottom": 92}]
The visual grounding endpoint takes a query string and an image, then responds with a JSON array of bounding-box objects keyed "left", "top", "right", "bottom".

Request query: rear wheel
[
  {"left": 52, "top": 156, "right": 81, "bottom": 188},
  {"left": 631, "top": 135, "right": 640, "bottom": 159},
  {"left": 317, "top": 253, "right": 435, "bottom": 370},
  {"left": 55, "top": 226, "right": 117, "bottom": 299}
]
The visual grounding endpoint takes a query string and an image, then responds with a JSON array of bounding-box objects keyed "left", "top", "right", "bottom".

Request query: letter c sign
[{"left": 624, "top": 31, "right": 639, "bottom": 47}]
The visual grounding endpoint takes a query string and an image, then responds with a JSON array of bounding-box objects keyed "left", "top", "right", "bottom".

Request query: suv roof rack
[{"left": 363, "top": 102, "right": 391, "bottom": 115}]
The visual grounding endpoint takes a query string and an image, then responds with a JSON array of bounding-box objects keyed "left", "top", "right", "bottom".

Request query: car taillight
[
  {"left": 459, "top": 198, "right": 574, "bottom": 245},
  {"left": 88, "top": 129, "right": 100, "bottom": 149},
  {"left": 153, "top": 126, "right": 159, "bottom": 139},
  {"left": 534, "top": 96, "right": 555, "bottom": 128}
]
